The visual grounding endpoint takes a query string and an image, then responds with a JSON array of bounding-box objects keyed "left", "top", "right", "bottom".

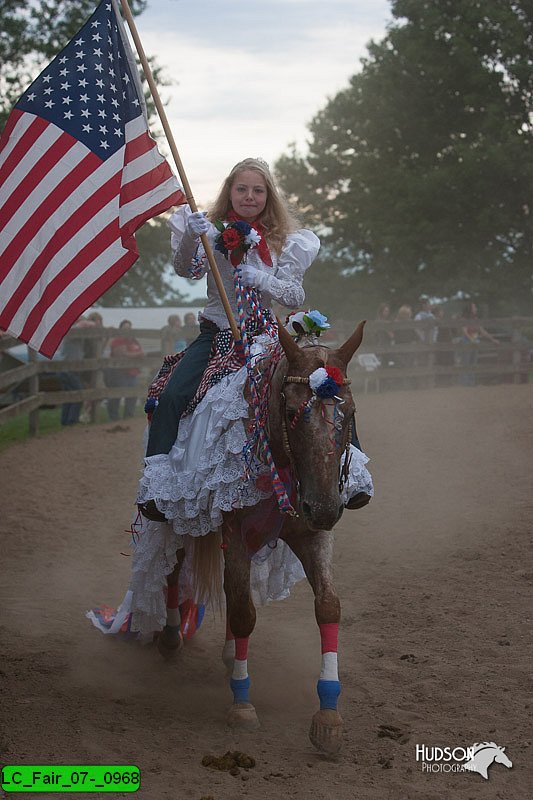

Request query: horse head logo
[{"left": 463, "top": 742, "right": 512, "bottom": 780}]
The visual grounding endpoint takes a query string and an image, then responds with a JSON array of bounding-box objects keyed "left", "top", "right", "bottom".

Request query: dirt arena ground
[{"left": 1, "top": 383, "right": 532, "bottom": 799}]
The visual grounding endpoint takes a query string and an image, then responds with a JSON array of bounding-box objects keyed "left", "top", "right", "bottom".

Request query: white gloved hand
[
  {"left": 186, "top": 210, "right": 210, "bottom": 239},
  {"left": 240, "top": 265, "right": 264, "bottom": 287}
]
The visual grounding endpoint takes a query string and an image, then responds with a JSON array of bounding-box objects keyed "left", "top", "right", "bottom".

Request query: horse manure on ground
[{"left": 202, "top": 750, "right": 256, "bottom": 776}]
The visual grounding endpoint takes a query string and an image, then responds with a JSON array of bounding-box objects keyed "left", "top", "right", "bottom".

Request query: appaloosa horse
[{"left": 158, "top": 320, "right": 366, "bottom": 756}]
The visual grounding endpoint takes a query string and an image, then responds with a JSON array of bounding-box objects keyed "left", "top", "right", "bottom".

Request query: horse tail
[{"left": 191, "top": 530, "right": 224, "bottom": 608}]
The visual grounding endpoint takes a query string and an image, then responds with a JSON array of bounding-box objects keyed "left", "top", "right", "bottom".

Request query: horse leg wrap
[
  {"left": 230, "top": 637, "right": 250, "bottom": 703},
  {"left": 317, "top": 622, "right": 341, "bottom": 710},
  {"left": 166, "top": 584, "right": 180, "bottom": 627}
]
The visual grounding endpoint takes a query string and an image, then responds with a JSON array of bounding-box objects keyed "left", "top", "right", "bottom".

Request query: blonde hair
[
  {"left": 396, "top": 304, "right": 413, "bottom": 320},
  {"left": 207, "top": 158, "right": 300, "bottom": 255}
]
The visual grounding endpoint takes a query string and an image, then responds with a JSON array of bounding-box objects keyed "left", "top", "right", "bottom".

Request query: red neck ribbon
[{"left": 227, "top": 210, "right": 272, "bottom": 267}]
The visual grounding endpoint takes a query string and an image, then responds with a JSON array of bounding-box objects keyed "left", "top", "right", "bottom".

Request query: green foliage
[{"left": 276, "top": 0, "right": 533, "bottom": 316}]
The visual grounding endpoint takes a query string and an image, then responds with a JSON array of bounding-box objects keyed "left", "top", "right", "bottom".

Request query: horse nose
[{"left": 301, "top": 500, "right": 344, "bottom": 531}]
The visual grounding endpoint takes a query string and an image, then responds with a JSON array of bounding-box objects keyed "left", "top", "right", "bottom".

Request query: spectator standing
[
  {"left": 433, "top": 306, "right": 455, "bottom": 386},
  {"left": 161, "top": 314, "right": 186, "bottom": 355},
  {"left": 459, "top": 302, "right": 499, "bottom": 386},
  {"left": 106, "top": 320, "right": 144, "bottom": 420},
  {"left": 182, "top": 311, "right": 200, "bottom": 347},
  {"left": 58, "top": 316, "right": 91, "bottom": 425},
  {"left": 393, "top": 304, "right": 418, "bottom": 389}
]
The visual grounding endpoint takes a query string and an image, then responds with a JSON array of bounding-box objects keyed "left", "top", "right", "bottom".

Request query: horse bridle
[{"left": 280, "top": 375, "right": 354, "bottom": 497}]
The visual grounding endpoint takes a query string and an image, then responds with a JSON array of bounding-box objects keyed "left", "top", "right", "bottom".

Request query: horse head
[
  {"left": 464, "top": 742, "right": 513, "bottom": 779},
  {"left": 269, "top": 320, "right": 366, "bottom": 531}
]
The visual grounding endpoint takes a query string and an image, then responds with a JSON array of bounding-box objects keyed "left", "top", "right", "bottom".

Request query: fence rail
[{"left": 1, "top": 318, "right": 532, "bottom": 436}]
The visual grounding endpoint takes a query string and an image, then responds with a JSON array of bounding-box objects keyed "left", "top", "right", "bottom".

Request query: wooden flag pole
[{"left": 118, "top": 0, "right": 241, "bottom": 341}]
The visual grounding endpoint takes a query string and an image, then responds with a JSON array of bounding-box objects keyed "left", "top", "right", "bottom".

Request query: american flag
[{"left": 0, "top": 0, "right": 185, "bottom": 357}]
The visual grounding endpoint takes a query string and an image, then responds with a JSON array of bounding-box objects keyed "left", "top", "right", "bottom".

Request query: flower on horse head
[
  {"left": 285, "top": 309, "right": 330, "bottom": 338},
  {"left": 308, "top": 365, "right": 344, "bottom": 398},
  {"left": 304, "top": 310, "right": 330, "bottom": 331},
  {"left": 214, "top": 219, "right": 261, "bottom": 266}
]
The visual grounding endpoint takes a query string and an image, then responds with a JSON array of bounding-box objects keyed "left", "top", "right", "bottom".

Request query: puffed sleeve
[
  {"left": 168, "top": 206, "right": 216, "bottom": 279},
  {"left": 241, "top": 229, "right": 320, "bottom": 309}
]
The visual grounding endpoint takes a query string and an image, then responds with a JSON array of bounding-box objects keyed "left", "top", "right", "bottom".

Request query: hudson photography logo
[{"left": 416, "top": 741, "right": 513, "bottom": 779}]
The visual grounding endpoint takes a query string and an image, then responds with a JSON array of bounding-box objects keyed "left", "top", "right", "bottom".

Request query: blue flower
[{"left": 306, "top": 310, "right": 330, "bottom": 330}]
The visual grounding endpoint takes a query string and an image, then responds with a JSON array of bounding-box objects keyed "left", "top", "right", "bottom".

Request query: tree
[{"left": 276, "top": 0, "right": 533, "bottom": 316}]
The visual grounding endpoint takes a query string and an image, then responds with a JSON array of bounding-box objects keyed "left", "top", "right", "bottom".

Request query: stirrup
[
  {"left": 138, "top": 500, "right": 168, "bottom": 523},
  {"left": 345, "top": 492, "right": 371, "bottom": 510}
]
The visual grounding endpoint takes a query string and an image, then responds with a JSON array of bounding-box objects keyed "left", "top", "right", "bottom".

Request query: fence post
[{"left": 27, "top": 347, "right": 39, "bottom": 436}]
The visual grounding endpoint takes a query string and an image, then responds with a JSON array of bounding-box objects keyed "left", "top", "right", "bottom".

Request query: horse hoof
[
  {"left": 227, "top": 703, "right": 261, "bottom": 731},
  {"left": 156, "top": 627, "right": 183, "bottom": 660},
  {"left": 309, "top": 709, "right": 343, "bottom": 757}
]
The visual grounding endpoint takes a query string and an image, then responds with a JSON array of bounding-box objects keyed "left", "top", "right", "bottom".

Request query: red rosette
[
  {"left": 222, "top": 228, "right": 241, "bottom": 248},
  {"left": 326, "top": 365, "right": 344, "bottom": 386}
]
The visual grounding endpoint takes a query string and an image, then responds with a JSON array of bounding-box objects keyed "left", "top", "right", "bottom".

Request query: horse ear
[
  {"left": 335, "top": 321, "right": 366, "bottom": 366},
  {"left": 276, "top": 317, "right": 302, "bottom": 361}
]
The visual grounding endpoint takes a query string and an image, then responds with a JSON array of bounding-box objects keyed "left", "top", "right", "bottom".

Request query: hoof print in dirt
[
  {"left": 378, "top": 723, "right": 410, "bottom": 744},
  {"left": 399, "top": 653, "right": 417, "bottom": 663}
]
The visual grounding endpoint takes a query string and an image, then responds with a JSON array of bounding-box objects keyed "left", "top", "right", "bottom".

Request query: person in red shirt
[{"left": 106, "top": 319, "right": 143, "bottom": 420}]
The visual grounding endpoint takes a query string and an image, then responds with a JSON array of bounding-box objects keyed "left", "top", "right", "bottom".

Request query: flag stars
[
  {"left": 78, "top": 78, "right": 88, "bottom": 87},
  {"left": 80, "top": 108, "right": 91, "bottom": 118},
  {"left": 99, "top": 125, "right": 108, "bottom": 134},
  {"left": 112, "top": 113, "right": 120, "bottom": 122},
  {"left": 110, "top": 84, "right": 117, "bottom": 93},
  {"left": 43, "top": 75, "right": 52, "bottom": 83},
  {"left": 114, "top": 128, "right": 123, "bottom": 137},
  {"left": 95, "top": 63, "right": 104, "bottom": 73},
  {"left": 98, "top": 109, "right": 107, "bottom": 119},
  {"left": 59, "top": 67, "right": 69, "bottom": 77},
  {"left": 97, "top": 94, "right": 105, "bottom": 103},
  {"left": 93, "top": 48, "right": 103, "bottom": 57},
  {"left": 93, "top": 32, "right": 102, "bottom": 42},
  {"left": 64, "top": 110, "right": 74, "bottom": 120},
  {"left": 123, "top": 74, "right": 130, "bottom": 84},
  {"left": 75, "top": 37, "right": 84, "bottom": 46},
  {"left": 82, "top": 123, "right": 93, "bottom": 133},
  {"left": 26, "top": 92, "right": 36, "bottom": 102},
  {"left": 44, "top": 99, "right": 55, "bottom": 109},
  {"left": 75, "top": 50, "right": 85, "bottom": 59},
  {"left": 100, "top": 140, "right": 110, "bottom": 150},
  {"left": 111, "top": 98, "right": 119, "bottom": 108},
  {"left": 77, "top": 63, "right": 88, "bottom": 73},
  {"left": 91, "top": 20, "right": 101, "bottom": 27},
  {"left": 80, "top": 93, "right": 89, "bottom": 103},
  {"left": 59, "top": 56, "right": 68, "bottom": 64},
  {"left": 62, "top": 96, "right": 73, "bottom": 105},
  {"left": 43, "top": 87, "right": 53, "bottom": 95},
  {"left": 96, "top": 79, "right": 104, "bottom": 89},
  {"left": 60, "top": 81, "right": 71, "bottom": 91}
]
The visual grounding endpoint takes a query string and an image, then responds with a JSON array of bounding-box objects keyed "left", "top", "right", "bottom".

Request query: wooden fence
[{"left": 1, "top": 317, "right": 531, "bottom": 436}]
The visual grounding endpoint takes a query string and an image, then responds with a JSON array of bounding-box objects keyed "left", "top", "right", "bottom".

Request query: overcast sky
[{"left": 131, "top": 0, "right": 392, "bottom": 297}]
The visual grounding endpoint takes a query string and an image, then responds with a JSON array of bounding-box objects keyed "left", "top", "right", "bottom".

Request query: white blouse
[{"left": 168, "top": 205, "right": 320, "bottom": 330}]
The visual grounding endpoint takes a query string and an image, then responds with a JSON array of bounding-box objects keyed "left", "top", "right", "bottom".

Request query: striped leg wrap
[{"left": 317, "top": 622, "right": 341, "bottom": 710}]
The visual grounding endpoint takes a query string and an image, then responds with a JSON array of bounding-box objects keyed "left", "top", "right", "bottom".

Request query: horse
[
  {"left": 155, "top": 319, "right": 366, "bottom": 757},
  {"left": 463, "top": 742, "right": 513, "bottom": 779}
]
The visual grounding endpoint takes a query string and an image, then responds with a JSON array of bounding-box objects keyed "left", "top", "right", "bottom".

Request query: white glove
[
  {"left": 240, "top": 265, "right": 264, "bottom": 287},
  {"left": 186, "top": 211, "right": 210, "bottom": 239}
]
